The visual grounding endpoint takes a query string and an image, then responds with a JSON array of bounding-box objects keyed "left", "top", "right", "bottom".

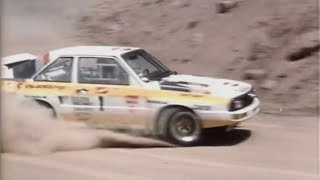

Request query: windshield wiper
[
  {"left": 166, "top": 70, "right": 177, "bottom": 75},
  {"left": 147, "top": 70, "right": 173, "bottom": 81},
  {"left": 159, "top": 70, "right": 177, "bottom": 78}
]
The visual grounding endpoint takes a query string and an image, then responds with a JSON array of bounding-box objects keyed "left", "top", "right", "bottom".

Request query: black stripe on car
[
  {"left": 58, "top": 96, "right": 63, "bottom": 104},
  {"left": 147, "top": 100, "right": 168, "bottom": 105},
  {"left": 99, "top": 96, "right": 104, "bottom": 111},
  {"left": 160, "top": 81, "right": 190, "bottom": 92},
  {"left": 193, "top": 105, "right": 211, "bottom": 111}
]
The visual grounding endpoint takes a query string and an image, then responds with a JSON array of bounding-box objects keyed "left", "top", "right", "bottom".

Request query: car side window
[
  {"left": 78, "top": 57, "right": 129, "bottom": 85},
  {"left": 34, "top": 57, "right": 73, "bottom": 82}
]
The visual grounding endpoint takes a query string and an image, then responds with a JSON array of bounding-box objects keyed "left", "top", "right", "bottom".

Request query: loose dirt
[{"left": 1, "top": 93, "right": 170, "bottom": 155}]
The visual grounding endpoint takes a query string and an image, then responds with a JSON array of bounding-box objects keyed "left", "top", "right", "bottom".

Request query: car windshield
[{"left": 122, "top": 50, "right": 175, "bottom": 81}]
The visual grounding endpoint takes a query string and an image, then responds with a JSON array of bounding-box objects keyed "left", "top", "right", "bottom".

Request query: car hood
[{"left": 160, "top": 74, "right": 252, "bottom": 99}]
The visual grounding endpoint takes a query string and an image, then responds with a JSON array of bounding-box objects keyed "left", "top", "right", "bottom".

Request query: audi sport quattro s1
[{"left": 2, "top": 46, "right": 260, "bottom": 146}]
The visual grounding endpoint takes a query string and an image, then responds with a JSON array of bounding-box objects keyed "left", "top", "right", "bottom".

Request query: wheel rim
[
  {"left": 169, "top": 113, "right": 200, "bottom": 142},
  {"left": 175, "top": 116, "right": 195, "bottom": 136}
]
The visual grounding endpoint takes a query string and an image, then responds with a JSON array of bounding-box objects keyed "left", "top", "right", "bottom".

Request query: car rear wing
[{"left": 2, "top": 53, "right": 39, "bottom": 79}]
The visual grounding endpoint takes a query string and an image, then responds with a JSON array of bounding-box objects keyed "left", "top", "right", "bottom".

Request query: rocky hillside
[{"left": 75, "top": 0, "right": 319, "bottom": 115}]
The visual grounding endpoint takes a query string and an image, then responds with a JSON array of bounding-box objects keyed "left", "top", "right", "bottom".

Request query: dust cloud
[{"left": 1, "top": 93, "right": 170, "bottom": 155}]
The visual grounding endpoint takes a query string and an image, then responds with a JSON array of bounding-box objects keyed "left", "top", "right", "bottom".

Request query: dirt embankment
[{"left": 75, "top": 0, "right": 319, "bottom": 115}]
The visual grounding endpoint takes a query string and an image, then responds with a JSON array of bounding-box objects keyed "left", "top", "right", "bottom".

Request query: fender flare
[{"left": 34, "top": 99, "right": 57, "bottom": 118}]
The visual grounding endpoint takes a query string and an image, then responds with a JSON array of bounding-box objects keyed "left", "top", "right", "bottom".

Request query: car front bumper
[{"left": 198, "top": 97, "right": 260, "bottom": 128}]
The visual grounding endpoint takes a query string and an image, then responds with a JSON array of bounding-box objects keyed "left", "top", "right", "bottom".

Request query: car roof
[
  {"left": 49, "top": 46, "right": 141, "bottom": 59},
  {"left": 2, "top": 53, "right": 37, "bottom": 65}
]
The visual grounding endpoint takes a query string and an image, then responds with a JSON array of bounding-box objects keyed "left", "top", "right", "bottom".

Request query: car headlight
[
  {"left": 229, "top": 88, "right": 256, "bottom": 111},
  {"left": 233, "top": 100, "right": 244, "bottom": 109}
]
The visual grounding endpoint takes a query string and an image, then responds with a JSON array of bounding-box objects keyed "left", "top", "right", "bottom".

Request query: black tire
[{"left": 157, "top": 108, "right": 202, "bottom": 146}]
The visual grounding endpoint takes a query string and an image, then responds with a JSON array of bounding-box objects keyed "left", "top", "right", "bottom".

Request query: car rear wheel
[{"left": 157, "top": 108, "right": 202, "bottom": 146}]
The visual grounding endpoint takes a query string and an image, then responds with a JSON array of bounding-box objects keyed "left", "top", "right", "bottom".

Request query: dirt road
[{"left": 2, "top": 114, "right": 318, "bottom": 180}]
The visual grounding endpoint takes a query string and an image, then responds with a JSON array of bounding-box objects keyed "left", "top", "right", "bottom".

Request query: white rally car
[{"left": 2, "top": 46, "right": 260, "bottom": 146}]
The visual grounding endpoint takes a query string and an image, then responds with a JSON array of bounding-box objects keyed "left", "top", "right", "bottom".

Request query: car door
[
  {"left": 32, "top": 57, "right": 76, "bottom": 120},
  {"left": 76, "top": 56, "right": 150, "bottom": 130}
]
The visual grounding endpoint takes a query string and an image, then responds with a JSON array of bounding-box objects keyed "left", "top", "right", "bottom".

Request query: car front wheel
[{"left": 158, "top": 108, "right": 202, "bottom": 146}]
